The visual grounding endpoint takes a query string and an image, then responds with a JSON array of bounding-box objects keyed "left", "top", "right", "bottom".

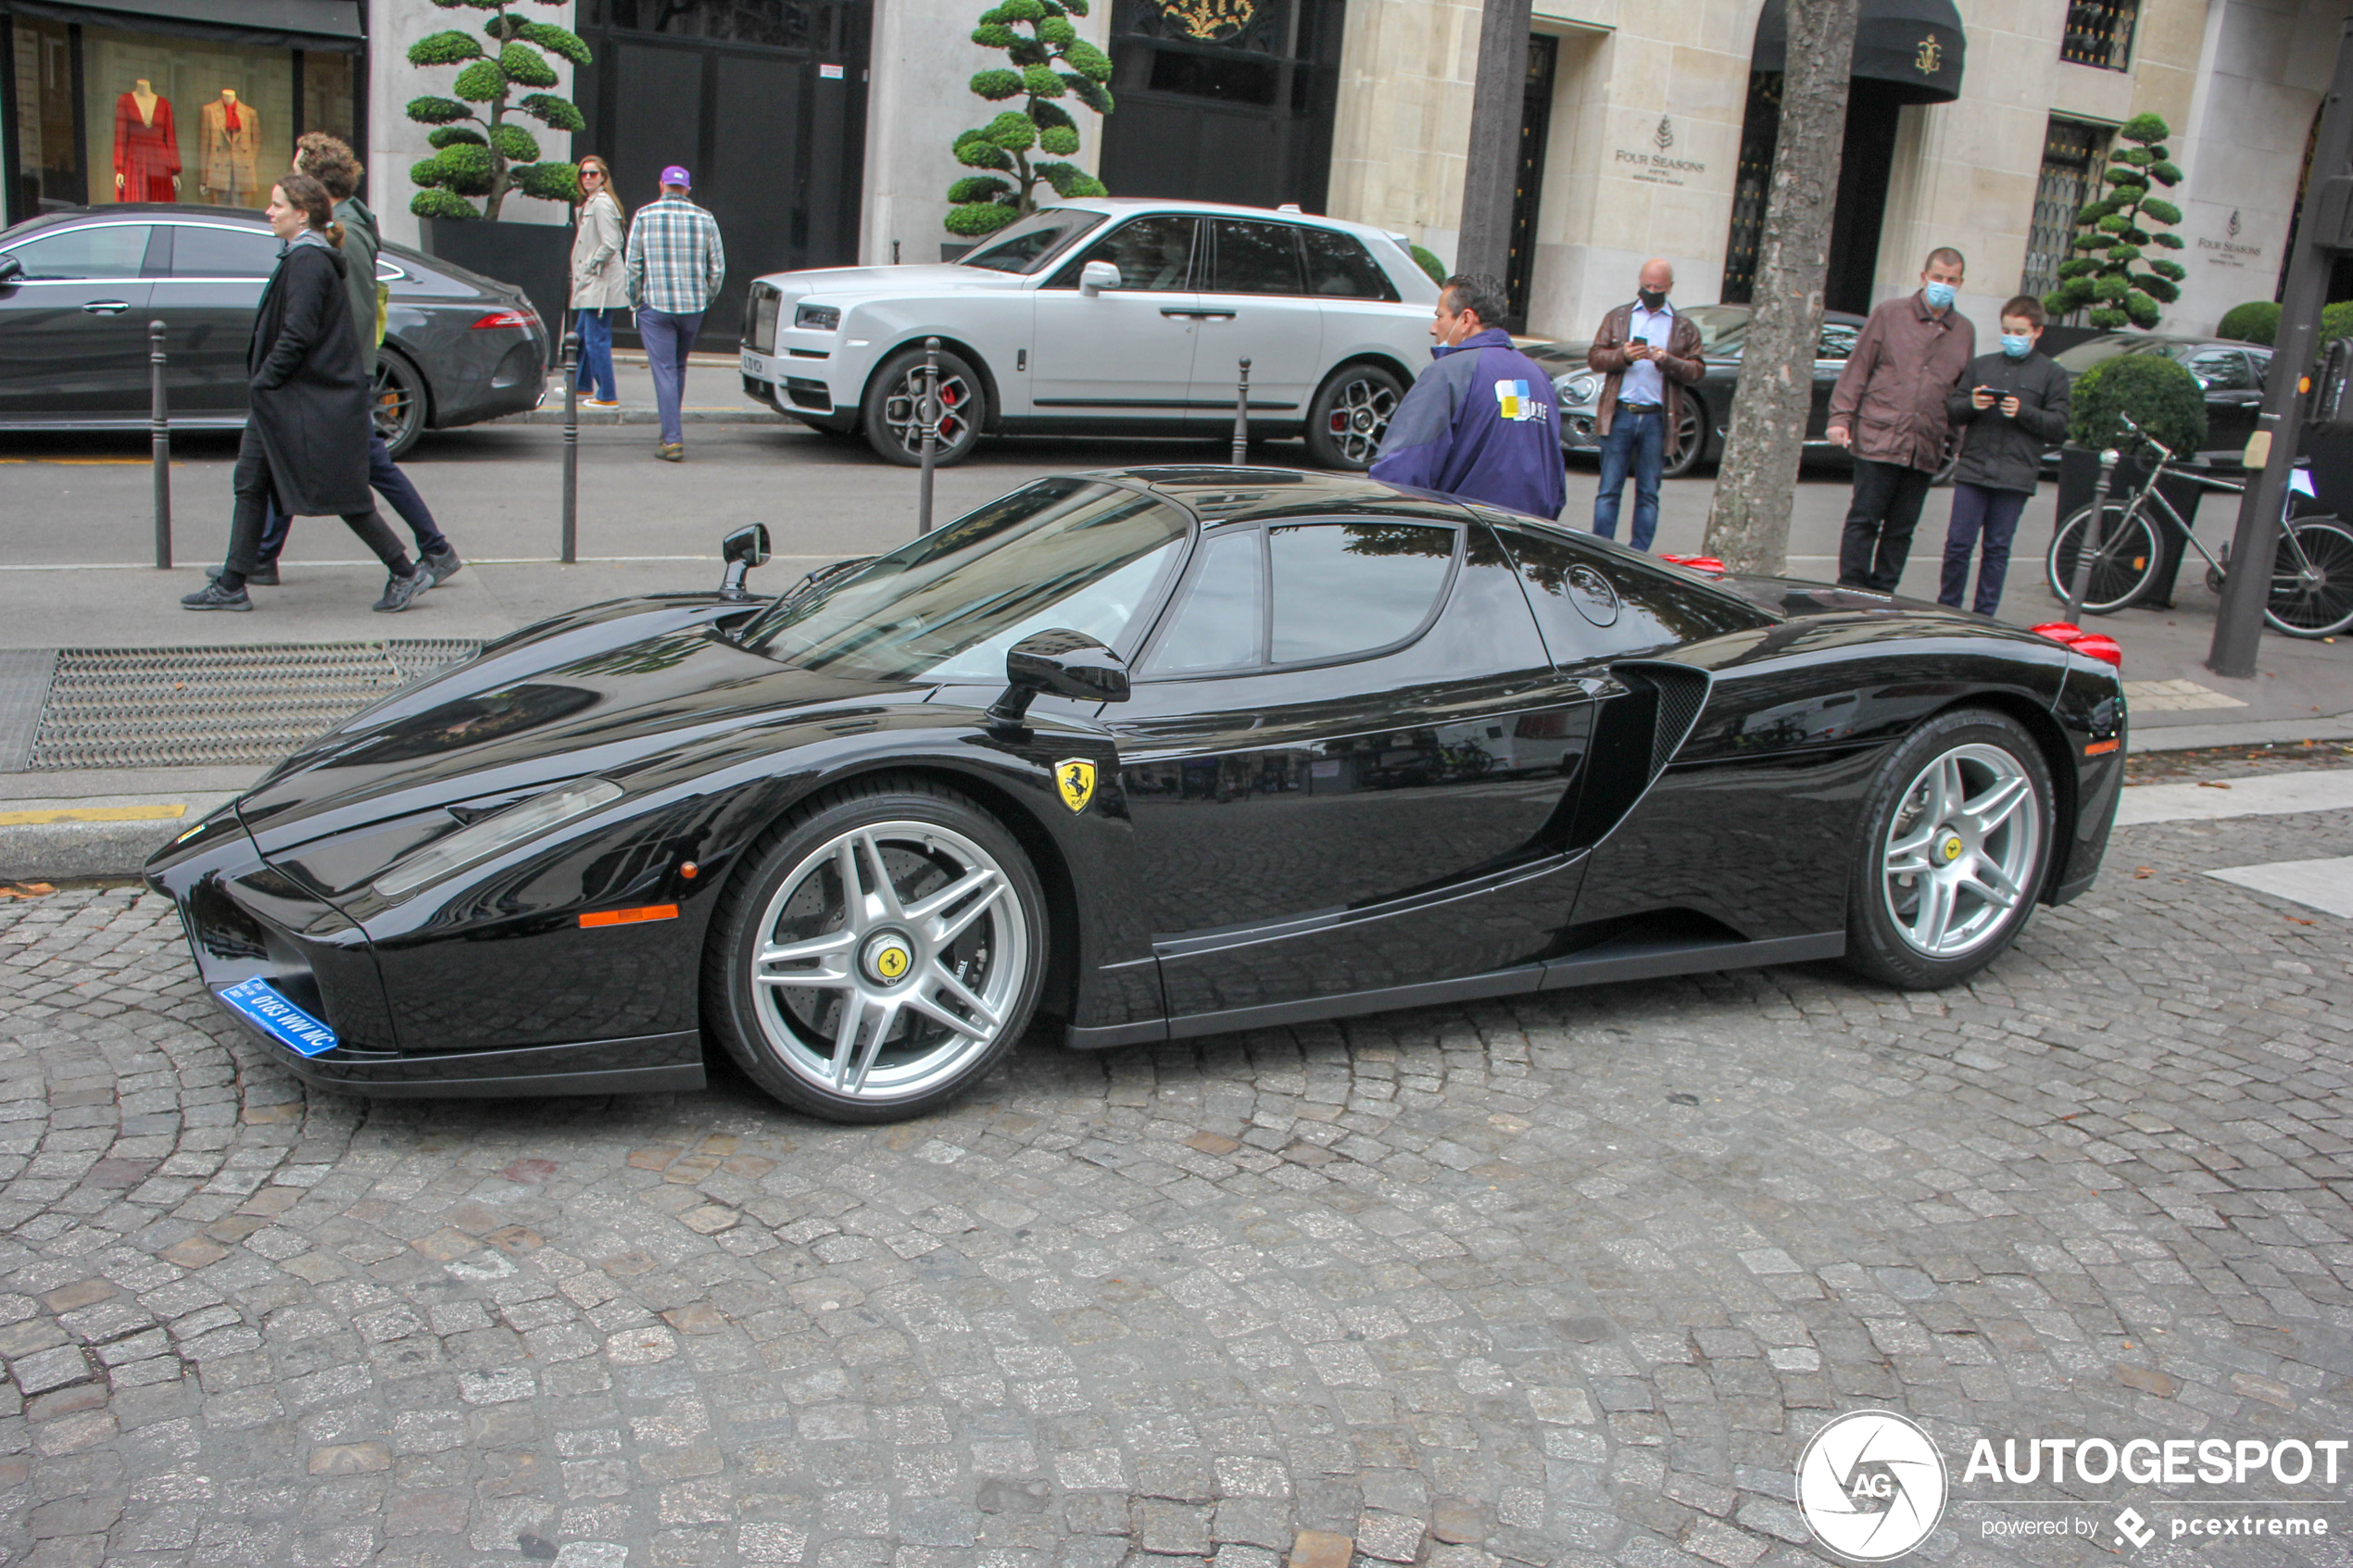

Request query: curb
[
  {"left": 2130, "top": 713, "right": 2353, "bottom": 752},
  {"left": 0, "top": 793, "right": 235, "bottom": 883},
  {"left": 498, "top": 406, "right": 790, "bottom": 427}
]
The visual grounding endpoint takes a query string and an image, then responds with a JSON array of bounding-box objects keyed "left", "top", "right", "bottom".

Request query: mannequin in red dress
[{"left": 114, "top": 80, "right": 181, "bottom": 202}]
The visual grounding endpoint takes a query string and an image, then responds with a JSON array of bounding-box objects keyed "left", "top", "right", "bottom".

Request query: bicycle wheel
[
  {"left": 2046, "top": 502, "right": 2162, "bottom": 615},
  {"left": 2263, "top": 518, "right": 2353, "bottom": 637}
]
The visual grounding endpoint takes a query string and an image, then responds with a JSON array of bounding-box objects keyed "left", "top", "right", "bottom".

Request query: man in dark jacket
[
  {"left": 1586, "top": 258, "right": 1705, "bottom": 551},
  {"left": 1826, "top": 247, "right": 1976, "bottom": 591},
  {"left": 1938, "top": 295, "right": 2070, "bottom": 617},
  {"left": 1369, "top": 273, "right": 1565, "bottom": 520}
]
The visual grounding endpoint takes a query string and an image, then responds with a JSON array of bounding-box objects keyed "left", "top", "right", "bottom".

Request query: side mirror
[
  {"left": 988, "top": 629, "right": 1129, "bottom": 729},
  {"left": 1078, "top": 260, "right": 1121, "bottom": 298},
  {"left": 0, "top": 255, "right": 20, "bottom": 284},
  {"left": 718, "top": 523, "right": 771, "bottom": 601}
]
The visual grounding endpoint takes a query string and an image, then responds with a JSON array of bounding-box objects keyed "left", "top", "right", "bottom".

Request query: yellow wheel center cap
[
  {"left": 863, "top": 935, "right": 912, "bottom": 984},
  {"left": 1939, "top": 834, "right": 1964, "bottom": 863}
]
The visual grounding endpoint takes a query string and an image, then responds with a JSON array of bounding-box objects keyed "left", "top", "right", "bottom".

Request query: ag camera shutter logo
[{"left": 1797, "top": 1411, "right": 1949, "bottom": 1561}]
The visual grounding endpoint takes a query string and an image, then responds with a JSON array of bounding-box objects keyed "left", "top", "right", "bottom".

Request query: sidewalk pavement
[{"left": 507, "top": 349, "right": 787, "bottom": 427}]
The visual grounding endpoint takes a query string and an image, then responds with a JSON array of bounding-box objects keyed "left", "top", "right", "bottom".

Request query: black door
[
  {"left": 147, "top": 220, "right": 279, "bottom": 413},
  {"left": 0, "top": 220, "right": 155, "bottom": 418},
  {"left": 1111, "top": 514, "right": 1593, "bottom": 1024},
  {"left": 2184, "top": 345, "right": 2262, "bottom": 460}
]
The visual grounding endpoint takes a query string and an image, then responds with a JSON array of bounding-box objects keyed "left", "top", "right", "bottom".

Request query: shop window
[
  {"left": 12, "top": 19, "right": 81, "bottom": 211},
  {"left": 587, "top": 0, "right": 835, "bottom": 53},
  {"left": 2021, "top": 117, "right": 2108, "bottom": 308},
  {"left": 2061, "top": 0, "right": 2137, "bottom": 70}
]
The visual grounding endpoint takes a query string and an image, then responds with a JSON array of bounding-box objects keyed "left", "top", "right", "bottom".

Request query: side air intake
[{"left": 1645, "top": 665, "right": 1710, "bottom": 773}]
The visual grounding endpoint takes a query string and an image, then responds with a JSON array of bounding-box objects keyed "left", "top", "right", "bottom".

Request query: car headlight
[
  {"left": 371, "top": 778, "right": 622, "bottom": 899},
  {"left": 795, "top": 303, "right": 841, "bottom": 332},
  {"left": 1559, "top": 372, "right": 1600, "bottom": 405}
]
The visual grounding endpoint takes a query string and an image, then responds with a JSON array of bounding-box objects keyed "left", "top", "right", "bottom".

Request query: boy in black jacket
[{"left": 1939, "top": 295, "right": 2070, "bottom": 617}]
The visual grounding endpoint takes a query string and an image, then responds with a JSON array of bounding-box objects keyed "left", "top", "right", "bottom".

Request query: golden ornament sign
[
  {"left": 1159, "top": 0, "right": 1255, "bottom": 43},
  {"left": 1914, "top": 33, "right": 1944, "bottom": 75}
]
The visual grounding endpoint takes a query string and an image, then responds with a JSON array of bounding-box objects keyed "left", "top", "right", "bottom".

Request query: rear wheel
[
  {"left": 2263, "top": 518, "right": 2353, "bottom": 636},
  {"left": 1304, "top": 362, "right": 1404, "bottom": 470},
  {"left": 703, "top": 778, "right": 1047, "bottom": 1123},
  {"left": 373, "top": 349, "right": 426, "bottom": 459},
  {"left": 2046, "top": 501, "right": 2161, "bottom": 614},
  {"left": 1660, "top": 395, "right": 1707, "bottom": 479},
  {"left": 862, "top": 345, "right": 986, "bottom": 468}
]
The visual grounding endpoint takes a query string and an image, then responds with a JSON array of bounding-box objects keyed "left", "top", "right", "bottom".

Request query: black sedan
[
  {"left": 146, "top": 468, "right": 2127, "bottom": 1123},
  {"left": 0, "top": 204, "right": 549, "bottom": 458},
  {"left": 2048, "top": 333, "right": 2271, "bottom": 467}
]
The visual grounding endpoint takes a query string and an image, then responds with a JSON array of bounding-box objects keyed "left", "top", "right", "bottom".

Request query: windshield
[
  {"left": 738, "top": 479, "right": 1191, "bottom": 684},
  {"left": 958, "top": 209, "right": 1103, "bottom": 275}
]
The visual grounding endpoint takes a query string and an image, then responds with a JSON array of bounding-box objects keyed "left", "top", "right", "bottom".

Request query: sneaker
[
  {"left": 658, "top": 442, "right": 685, "bottom": 462},
  {"left": 181, "top": 580, "right": 251, "bottom": 611},
  {"left": 584, "top": 397, "right": 621, "bottom": 409},
  {"left": 371, "top": 569, "right": 426, "bottom": 613},
  {"left": 206, "top": 563, "right": 279, "bottom": 586},
  {"left": 422, "top": 549, "right": 464, "bottom": 587}
]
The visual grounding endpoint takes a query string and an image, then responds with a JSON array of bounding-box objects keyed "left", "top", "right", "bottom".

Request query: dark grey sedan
[{"left": 0, "top": 205, "right": 549, "bottom": 458}]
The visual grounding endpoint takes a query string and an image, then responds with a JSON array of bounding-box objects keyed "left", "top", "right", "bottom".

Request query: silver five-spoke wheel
[{"left": 1880, "top": 743, "right": 2041, "bottom": 960}]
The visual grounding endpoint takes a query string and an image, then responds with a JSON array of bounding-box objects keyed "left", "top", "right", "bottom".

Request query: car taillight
[
  {"left": 1659, "top": 554, "right": 1726, "bottom": 576},
  {"left": 471, "top": 309, "right": 531, "bottom": 331},
  {"left": 2031, "top": 621, "right": 2124, "bottom": 668}
]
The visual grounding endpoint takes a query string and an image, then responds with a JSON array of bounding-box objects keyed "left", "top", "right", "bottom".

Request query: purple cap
[{"left": 659, "top": 166, "right": 691, "bottom": 189}]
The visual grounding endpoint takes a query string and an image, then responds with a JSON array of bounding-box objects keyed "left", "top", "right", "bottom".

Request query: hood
[{"left": 754, "top": 263, "right": 1024, "bottom": 304}]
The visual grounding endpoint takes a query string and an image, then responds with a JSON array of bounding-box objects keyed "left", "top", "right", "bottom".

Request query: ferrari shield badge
[{"left": 1055, "top": 759, "right": 1097, "bottom": 814}]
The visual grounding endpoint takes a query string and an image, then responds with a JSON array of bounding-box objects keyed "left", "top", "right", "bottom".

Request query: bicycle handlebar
[{"left": 2115, "top": 410, "right": 2175, "bottom": 463}]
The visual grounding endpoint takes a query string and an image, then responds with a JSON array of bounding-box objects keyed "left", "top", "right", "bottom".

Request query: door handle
[
  {"left": 1158, "top": 307, "right": 1239, "bottom": 320},
  {"left": 82, "top": 300, "right": 132, "bottom": 315}
]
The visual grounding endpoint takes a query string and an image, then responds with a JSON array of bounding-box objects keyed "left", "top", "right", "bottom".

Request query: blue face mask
[
  {"left": 1923, "top": 281, "right": 1957, "bottom": 310},
  {"left": 2000, "top": 332, "right": 2032, "bottom": 358}
]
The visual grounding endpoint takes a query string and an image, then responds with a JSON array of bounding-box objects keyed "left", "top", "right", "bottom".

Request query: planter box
[
  {"left": 2056, "top": 445, "right": 2206, "bottom": 608},
  {"left": 421, "top": 216, "right": 573, "bottom": 340}
]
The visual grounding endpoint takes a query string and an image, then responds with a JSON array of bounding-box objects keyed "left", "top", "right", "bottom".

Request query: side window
[
  {"left": 1208, "top": 220, "right": 1305, "bottom": 296},
  {"left": 1491, "top": 522, "right": 1769, "bottom": 661},
  {"left": 1144, "top": 529, "right": 1263, "bottom": 675},
  {"left": 1817, "top": 323, "right": 1859, "bottom": 360},
  {"left": 1300, "top": 227, "right": 1400, "bottom": 302},
  {"left": 168, "top": 224, "right": 280, "bottom": 279},
  {"left": 2185, "top": 348, "right": 2253, "bottom": 391},
  {"left": 2, "top": 224, "right": 150, "bottom": 280},
  {"left": 1046, "top": 216, "right": 1197, "bottom": 292},
  {"left": 1268, "top": 521, "right": 1453, "bottom": 663}
]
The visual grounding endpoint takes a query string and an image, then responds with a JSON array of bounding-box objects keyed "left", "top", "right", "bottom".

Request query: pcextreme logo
[{"left": 1797, "top": 1411, "right": 1950, "bottom": 1561}]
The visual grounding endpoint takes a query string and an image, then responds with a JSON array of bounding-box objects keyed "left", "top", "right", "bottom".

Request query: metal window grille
[
  {"left": 2061, "top": 0, "right": 2137, "bottom": 71},
  {"left": 2021, "top": 118, "right": 2108, "bottom": 307}
]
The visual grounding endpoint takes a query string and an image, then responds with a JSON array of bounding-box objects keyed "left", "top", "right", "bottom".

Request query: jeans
[
  {"left": 1938, "top": 482, "right": 2030, "bottom": 617},
  {"left": 574, "top": 307, "right": 616, "bottom": 403},
  {"left": 1593, "top": 405, "right": 1665, "bottom": 551},
  {"left": 1838, "top": 457, "right": 1937, "bottom": 592},
  {"left": 258, "top": 428, "right": 447, "bottom": 568},
  {"left": 637, "top": 307, "right": 703, "bottom": 446},
  {"left": 224, "top": 422, "right": 409, "bottom": 587}
]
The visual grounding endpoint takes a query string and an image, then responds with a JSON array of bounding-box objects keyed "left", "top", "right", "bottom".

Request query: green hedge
[
  {"left": 2216, "top": 301, "right": 2280, "bottom": 345},
  {"left": 2067, "top": 352, "right": 2207, "bottom": 456}
]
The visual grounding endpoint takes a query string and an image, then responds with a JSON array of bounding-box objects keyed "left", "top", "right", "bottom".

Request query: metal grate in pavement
[
  {"left": 0, "top": 651, "right": 58, "bottom": 773},
  {"left": 27, "top": 641, "right": 479, "bottom": 771}
]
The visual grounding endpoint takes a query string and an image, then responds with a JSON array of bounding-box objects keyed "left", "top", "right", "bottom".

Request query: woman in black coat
[{"left": 182, "top": 173, "right": 425, "bottom": 612}]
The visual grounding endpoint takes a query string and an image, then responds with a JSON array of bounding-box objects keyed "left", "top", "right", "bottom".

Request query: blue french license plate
[{"left": 217, "top": 978, "right": 338, "bottom": 1058}]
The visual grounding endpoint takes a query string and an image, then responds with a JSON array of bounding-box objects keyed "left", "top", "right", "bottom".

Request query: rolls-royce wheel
[
  {"left": 373, "top": 348, "right": 427, "bottom": 459},
  {"left": 1304, "top": 362, "right": 1405, "bottom": 470},
  {"left": 705, "top": 777, "right": 1047, "bottom": 1122},
  {"left": 862, "top": 345, "right": 986, "bottom": 467},
  {"left": 1843, "top": 709, "right": 2053, "bottom": 990}
]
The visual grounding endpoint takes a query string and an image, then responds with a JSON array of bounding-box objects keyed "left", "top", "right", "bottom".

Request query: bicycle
[{"left": 2043, "top": 412, "right": 2353, "bottom": 636}]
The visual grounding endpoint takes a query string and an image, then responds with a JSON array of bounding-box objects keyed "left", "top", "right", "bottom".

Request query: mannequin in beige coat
[{"left": 570, "top": 157, "right": 628, "bottom": 405}]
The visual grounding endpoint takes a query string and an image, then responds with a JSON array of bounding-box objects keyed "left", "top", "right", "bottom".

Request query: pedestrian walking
[
  {"left": 1367, "top": 272, "right": 1566, "bottom": 520},
  {"left": 224, "top": 134, "right": 462, "bottom": 590},
  {"left": 1938, "top": 295, "right": 2070, "bottom": 618},
  {"left": 624, "top": 166, "right": 725, "bottom": 462},
  {"left": 571, "top": 155, "right": 626, "bottom": 408},
  {"left": 1826, "top": 247, "right": 1976, "bottom": 593},
  {"left": 1585, "top": 258, "right": 1705, "bottom": 551},
  {"left": 182, "top": 174, "right": 426, "bottom": 612}
]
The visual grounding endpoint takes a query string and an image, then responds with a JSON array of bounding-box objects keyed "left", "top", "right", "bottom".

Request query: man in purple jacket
[{"left": 1369, "top": 273, "right": 1566, "bottom": 520}]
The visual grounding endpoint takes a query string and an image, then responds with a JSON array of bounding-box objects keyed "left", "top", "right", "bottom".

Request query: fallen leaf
[
  {"left": 0, "top": 883, "right": 55, "bottom": 901},
  {"left": 2286, "top": 916, "right": 2316, "bottom": 926},
  {"left": 2197, "top": 781, "right": 2233, "bottom": 789},
  {"left": 2133, "top": 868, "right": 2154, "bottom": 878}
]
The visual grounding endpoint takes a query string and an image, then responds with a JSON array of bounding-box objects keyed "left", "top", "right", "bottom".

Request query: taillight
[
  {"left": 2031, "top": 621, "right": 2123, "bottom": 668},
  {"left": 471, "top": 308, "right": 530, "bottom": 331},
  {"left": 1660, "top": 554, "right": 1726, "bottom": 576}
]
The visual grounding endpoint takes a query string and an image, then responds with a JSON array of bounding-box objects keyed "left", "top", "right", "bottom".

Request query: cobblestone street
[{"left": 0, "top": 768, "right": 2347, "bottom": 1568}]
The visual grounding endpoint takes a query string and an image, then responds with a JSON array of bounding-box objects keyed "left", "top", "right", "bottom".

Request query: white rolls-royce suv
[{"left": 739, "top": 199, "right": 1439, "bottom": 470}]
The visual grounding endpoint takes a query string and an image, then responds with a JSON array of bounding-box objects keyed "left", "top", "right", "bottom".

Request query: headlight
[
  {"left": 795, "top": 303, "right": 841, "bottom": 332},
  {"left": 371, "top": 779, "right": 622, "bottom": 899},
  {"left": 1559, "top": 372, "right": 1601, "bottom": 405}
]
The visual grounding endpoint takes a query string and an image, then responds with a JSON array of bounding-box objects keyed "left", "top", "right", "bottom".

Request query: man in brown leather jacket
[{"left": 1587, "top": 259, "right": 1705, "bottom": 551}]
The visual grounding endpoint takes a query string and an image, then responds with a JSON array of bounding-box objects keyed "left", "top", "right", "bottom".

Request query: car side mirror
[
  {"left": 988, "top": 629, "right": 1129, "bottom": 730},
  {"left": 718, "top": 523, "right": 770, "bottom": 601},
  {"left": 1079, "top": 260, "right": 1121, "bottom": 298},
  {"left": 0, "top": 255, "right": 20, "bottom": 284}
]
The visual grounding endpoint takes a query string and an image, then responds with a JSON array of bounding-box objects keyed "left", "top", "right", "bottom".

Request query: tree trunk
[
  {"left": 1702, "top": 0, "right": 1862, "bottom": 574},
  {"left": 1455, "top": 0, "right": 1535, "bottom": 282}
]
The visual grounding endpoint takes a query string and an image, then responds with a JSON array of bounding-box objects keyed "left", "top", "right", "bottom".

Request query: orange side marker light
[
  {"left": 2083, "top": 738, "right": 2121, "bottom": 756},
  {"left": 579, "top": 904, "right": 679, "bottom": 929}
]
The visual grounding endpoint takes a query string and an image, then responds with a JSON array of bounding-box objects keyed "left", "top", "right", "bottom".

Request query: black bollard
[
  {"left": 1230, "top": 358, "right": 1252, "bottom": 465},
  {"left": 148, "top": 320, "right": 171, "bottom": 570},
  {"left": 560, "top": 331, "right": 580, "bottom": 565},
  {"left": 2062, "top": 446, "right": 2121, "bottom": 624},
  {"left": 916, "top": 336, "right": 941, "bottom": 535}
]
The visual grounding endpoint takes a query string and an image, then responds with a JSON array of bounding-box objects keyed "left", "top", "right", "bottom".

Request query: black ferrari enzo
[{"left": 147, "top": 468, "right": 2128, "bottom": 1123}]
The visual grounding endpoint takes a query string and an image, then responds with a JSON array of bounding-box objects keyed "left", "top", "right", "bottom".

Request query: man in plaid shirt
[{"left": 625, "top": 166, "right": 726, "bottom": 461}]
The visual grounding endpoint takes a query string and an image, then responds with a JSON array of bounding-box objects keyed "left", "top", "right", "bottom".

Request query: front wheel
[
  {"left": 1660, "top": 395, "right": 1707, "bottom": 479},
  {"left": 1843, "top": 709, "right": 2053, "bottom": 990},
  {"left": 703, "top": 778, "right": 1048, "bottom": 1123},
  {"left": 2045, "top": 502, "right": 2161, "bottom": 615},
  {"left": 2263, "top": 517, "right": 2353, "bottom": 636},
  {"left": 1304, "top": 363, "right": 1404, "bottom": 470},
  {"left": 373, "top": 349, "right": 427, "bottom": 459},
  {"left": 862, "top": 345, "right": 987, "bottom": 468}
]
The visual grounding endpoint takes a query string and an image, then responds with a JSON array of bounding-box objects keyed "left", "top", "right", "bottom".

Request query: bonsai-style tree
[
  {"left": 945, "top": 0, "right": 1114, "bottom": 238},
  {"left": 2045, "top": 113, "right": 2185, "bottom": 331},
  {"left": 405, "top": 0, "right": 588, "bottom": 220}
]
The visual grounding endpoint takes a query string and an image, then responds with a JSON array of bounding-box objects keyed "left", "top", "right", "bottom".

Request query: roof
[
  {"left": 1043, "top": 198, "right": 1407, "bottom": 244},
  {"left": 1093, "top": 466, "right": 1468, "bottom": 526}
]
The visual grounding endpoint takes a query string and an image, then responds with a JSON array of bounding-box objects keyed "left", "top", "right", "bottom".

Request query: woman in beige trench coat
[{"left": 570, "top": 156, "right": 629, "bottom": 407}]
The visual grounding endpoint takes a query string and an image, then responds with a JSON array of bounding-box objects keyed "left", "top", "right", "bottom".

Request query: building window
[
  {"left": 2021, "top": 117, "right": 2108, "bottom": 307},
  {"left": 2061, "top": 0, "right": 2137, "bottom": 71}
]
